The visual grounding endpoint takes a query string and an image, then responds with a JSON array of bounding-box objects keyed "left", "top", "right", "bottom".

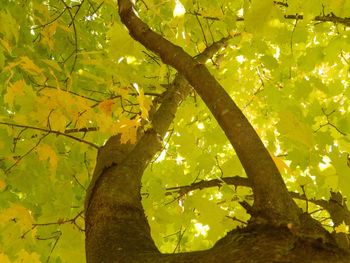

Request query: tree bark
[
  {"left": 84, "top": 1, "right": 350, "bottom": 262},
  {"left": 117, "top": 0, "right": 300, "bottom": 226},
  {"left": 85, "top": 36, "right": 230, "bottom": 262}
]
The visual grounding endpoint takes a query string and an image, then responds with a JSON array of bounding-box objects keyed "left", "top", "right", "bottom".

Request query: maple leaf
[
  {"left": 4, "top": 79, "right": 25, "bottom": 107},
  {"left": 0, "top": 204, "right": 34, "bottom": 232},
  {"left": 0, "top": 253, "right": 11, "bottom": 263},
  {"left": 35, "top": 144, "right": 58, "bottom": 170},
  {"left": 0, "top": 179, "right": 6, "bottom": 192},
  {"left": 117, "top": 118, "right": 140, "bottom": 144},
  {"left": 14, "top": 250, "right": 41, "bottom": 263},
  {"left": 0, "top": 10, "right": 19, "bottom": 43},
  {"left": 137, "top": 89, "right": 152, "bottom": 120},
  {"left": 41, "top": 22, "right": 57, "bottom": 50},
  {"left": 335, "top": 221, "right": 350, "bottom": 234},
  {"left": 19, "top": 56, "right": 43, "bottom": 76},
  {"left": 0, "top": 38, "right": 12, "bottom": 54},
  {"left": 99, "top": 99, "right": 115, "bottom": 115}
]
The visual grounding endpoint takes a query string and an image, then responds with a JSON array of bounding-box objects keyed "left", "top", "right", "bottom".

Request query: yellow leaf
[
  {"left": 36, "top": 144, "right": 58, "bottom": 169},
  {"left": 0, "top": 204, "right": 34, "bottom": 232},
  {"left": 0, "top": 179, "right": 6, "bottom": 191},
  {"left": 137, "top": 89, "right": 152, "bottom": 120},
  {"left": 0, "top": 11, "right": 19, "bottom": 43},
  {"left": 117, "top": 87, "right": 129, "bottom": 98},
  {"left": 78, "top": 69, "right": 105, "bottom": 84},
  {"left": 197, "top": 42, "right": 206, "bottom": 53},
  {"left": 13, "top": 114, "right": 28, "bottom": 124},
  {"left": 41, "top": 22, "right": 57, "bottom": 50},
  {"left": 19, "top": 56, "right": 43, "bottom": 76},
  {"left": 272, "top": 155, "right": 289, "bottom": 173},
  {"left": 0, "top": 253, "right": 11, "bottom": 263},
  {"left": 99, "top": 99, "right": 115, "bottom": 115},
  {"left": 14, "top": 250, "right": 41, "bottom": 263},
  {"left": 278, "top": 111, "right": 314, "bottom": 148},
  {"left": 96, "top": 115, "right": 115, "bottom": 133},
  {"left": 296, "top": 175, "right": 313, "bottom": 186},
  {"left": 42, "top": 59, "right": 62, "bottom": 72},
  {"left": 57, "top": 23, "right": 72, "bottom": 33},
  {"left": 117, "top": 118, "right": 141, "bottom": 144},
  {"left": 0, "top": 38, "right": 12, "bottom": 54},
  {"left": 73, "top": 109, "right": 94, "bottom": 129},
  {"left": 4, "top": 79, "right": 25, "bottom": 107},
  {"left": 335, "top": 221, "right": 349, "bottom": 234}
]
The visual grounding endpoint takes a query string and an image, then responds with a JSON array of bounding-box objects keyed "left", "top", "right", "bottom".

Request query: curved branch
[{"left": 117, "top": 0, "right": 300, "bottom": 225}]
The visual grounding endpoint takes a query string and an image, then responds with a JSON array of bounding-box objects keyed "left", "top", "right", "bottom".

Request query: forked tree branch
[
  {"left": 117, "top": 0, "right": 301, "bottom": 225},
  {"left": 84, "top": 32, "right": 232, "bottom": 262}
]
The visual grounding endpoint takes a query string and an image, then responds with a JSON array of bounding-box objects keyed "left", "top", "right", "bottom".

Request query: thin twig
[
  {"left": 5, "top": 133, "right": 49, "bottom": 174},
  {"left": 195, "top": 13, "right": 208, "bottom": 46},
  {"left": 60, "top": 0, "right": 79, "bottom": 74}
]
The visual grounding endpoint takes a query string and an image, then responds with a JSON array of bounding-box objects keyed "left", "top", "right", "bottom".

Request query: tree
[{"left": 1, "top": 0, "right": 350, "bottom": 262}]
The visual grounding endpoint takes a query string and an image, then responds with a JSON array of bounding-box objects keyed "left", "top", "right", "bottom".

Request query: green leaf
[{"left": 277, "top": 110, "right": 314, "bottom": 148}]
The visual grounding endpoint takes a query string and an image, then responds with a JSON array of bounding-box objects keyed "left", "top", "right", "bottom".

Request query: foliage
[{"left": 1, "top": 0, "right": 350, "bottom": 261}]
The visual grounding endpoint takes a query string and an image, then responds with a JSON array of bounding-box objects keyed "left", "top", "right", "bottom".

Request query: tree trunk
[{"left": 84, "top": 1, "right": 350, "bottom": 262}]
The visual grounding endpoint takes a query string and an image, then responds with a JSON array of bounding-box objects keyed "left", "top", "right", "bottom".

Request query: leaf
[
  {"left": 0, "top": 179, "right": 6, "bottom": 192},
  {"left": 4, "top": 79, "right": 26, "bottom": 107},
  {"left": 41, "top": 22, "right": 57, "bottom": 50},
  {"left": 297, "top": 47, "right": 324, "bottom": 72},
  {"left": 0, "top": 38, "right": 12, "bottom": 55},
  {"left": 117, "top": 118, "right": 141, "bottom": 144},
  {"left": 137, "top": 89, "right": 152, "bottom": 119},
  {"left": 42, "top": 59, "right": 62, "bottom": 72},
  {"left": 0, "top": 204, "right": 34, "bottom": 232},
  {"left": 278, "top": 111, "right": 314, "bottom": 148},
  {"left": 14, "top": 250, "right": 41, "bottom": 263},
  {"left": 117, "top": 87, "right": 129, "bottom": 98},
  {"left": 0, "top": 47, "right": 5, "bottom": 70},
  {"left": 244, "top": 0, "right": 276, "bottom": 35},
  {"left": 0, "top": 10, "right": 19, "bottom": 43},
  {"left": 35, "top": 144, "right": 58, "bottom": 169},
  {"left": 0, "top": 253, "right": 11, "bottom": 263},
  {"left": 107, "top": 23, "right": 144, "bottom": 58},
  {"left": 296, "top": 175, "right": 313, "bottom": 187},
  {"left": 260, "top": 55, "right": 278, "bottom": 69},
  {"left": 99, "top": 99, "right": 115, "bottom": 115},
  {"left": 335, "top": 221, "right": 349, "bottom": 234},
  {"left": 78, "top": 69, "right": 106, "bottom": 84},
  {"left": 19, "top": 56, "right": 43, "bottom": 76},
  {"left": 272, "top": 156, "right": 289, "bottom": 173}
]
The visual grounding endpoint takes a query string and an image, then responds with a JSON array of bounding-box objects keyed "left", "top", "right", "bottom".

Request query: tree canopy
[{"left": 1, "top": 0, "right": 350, "bottom": 262}]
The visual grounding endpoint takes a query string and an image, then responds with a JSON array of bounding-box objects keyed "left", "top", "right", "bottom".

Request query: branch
[
  {"left": 285, "top": 13, "right": 350, "bottom": 27},
  {"left": 118, "top": 0, "right": 301, "bottom": 225},
  {"left": 21, "top": 210, "right": 85, "bottom": 239},
  {"left": 0, "top": 122, "right": 99, "bottom": 149},
  {"left": 31, "top": 80, "right": 101, "bottom": 103},
  {"left": 189, "top": 11, "right": 350, "bottom": 28},
  {"left": 59, "top": 0, "right": 79, "bottom": 74},
  {"left": 166, "top": 176, "right": 250, "bottom": 196},
  {"left": 84, "top": 34, "right": 232, "bottom": 261},
  {"left": 5, "top": 133, "right": 49, "bottom": 174},
  {"left": 314, "top": 108, "right": 346, "bottom": 136},
  {"left": 166, "top": 177, "right": 350, "bottom": 233},
  {"left": 85, "top": 35, "right": 232, "bottom": 210},
  {"left": 64, "top": 127, "right": 99, "bottom": 133}
]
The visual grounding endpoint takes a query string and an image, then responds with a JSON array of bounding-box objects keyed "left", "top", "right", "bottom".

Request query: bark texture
[
  {"left": 84, "top": 1, "right": 350, "bottom": 262},
  {"left": 117, "top": 0, "right": 300, "bottom": 225}
]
